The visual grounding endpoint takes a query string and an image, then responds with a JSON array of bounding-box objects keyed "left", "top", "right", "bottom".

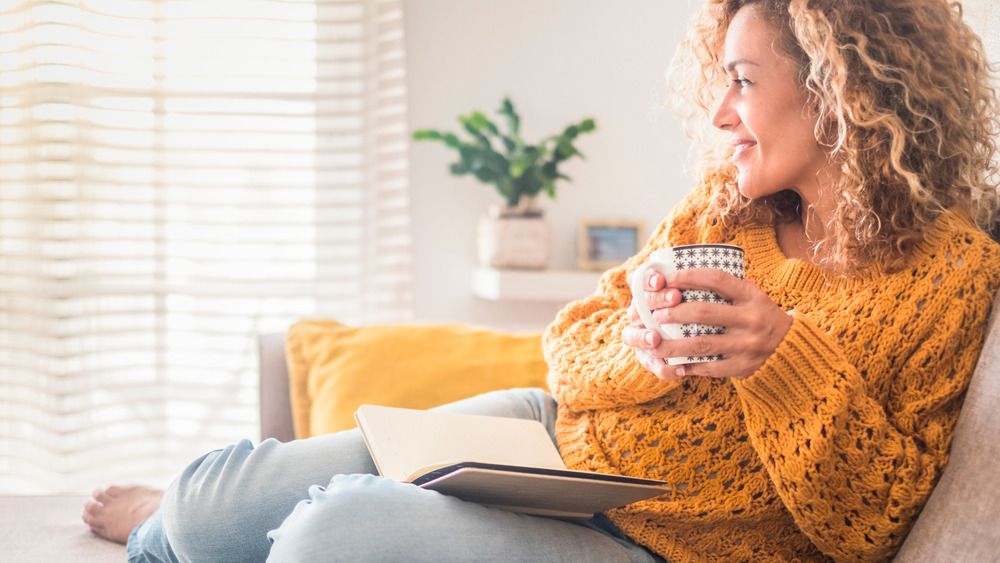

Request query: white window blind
[{"left": 0, "top": 0, "right": 412, "bottom": 494}]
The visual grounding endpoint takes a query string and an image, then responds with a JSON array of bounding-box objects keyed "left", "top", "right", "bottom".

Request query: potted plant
[{"left": 413, "top": 97, "right": 596, "bottom": 269}]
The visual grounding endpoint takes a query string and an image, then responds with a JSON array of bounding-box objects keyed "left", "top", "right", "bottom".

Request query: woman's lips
[{"left": 732, "top": 139, "right": 756, "bottom": 161}]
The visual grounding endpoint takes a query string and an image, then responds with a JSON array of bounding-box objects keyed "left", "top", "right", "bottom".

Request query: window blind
[{"left": 0, "top": 0, "right": 412, "bottom": 494}]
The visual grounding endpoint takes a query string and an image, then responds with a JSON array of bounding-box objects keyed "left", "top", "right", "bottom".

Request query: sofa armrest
[{"left": 258, "top": 332, "right": 295, "bottom": 442}]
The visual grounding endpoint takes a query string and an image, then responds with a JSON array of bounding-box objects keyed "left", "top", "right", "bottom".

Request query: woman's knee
[
  {"left": 161, "top": 431, "right": 381, "bottom": 560},
  {"left": 266, "top": 474, "right": 465, "bottom": 561},
  {"left": 160, "top": 439, "right": 276, "bottom": 559}
]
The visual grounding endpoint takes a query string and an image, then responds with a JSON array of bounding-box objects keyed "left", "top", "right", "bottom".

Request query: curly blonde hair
[{"left": 672, "top": 0, "right": 1000, "bottom": 272}]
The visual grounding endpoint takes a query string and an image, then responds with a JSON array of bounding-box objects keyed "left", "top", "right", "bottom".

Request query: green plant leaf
[
  {"left": 502, "top": 135, "right": 517, "bottom": 154},
  {"left": 555, "top": 139, "right": 579, "bottom": 159},
  {"left": 412, "top": 129, "right": 443, "bottom": 141},
  {"left": 474, "top": 166, "right": 497, "bottom": 183},
  {"left": 468, "top": 111, "right": 500, "bottom": 136},
  {"left": 461, "top": 120, "right": 483, "bottom": 139},
  {"left": 499, "top": 98, "right": 520, "bottom": 135},
  {"left": 484, "top": 150, "right": 509, "bottom": 173},
  {"left": 458, "top": 145, "right": 476, "bottom": 162}
]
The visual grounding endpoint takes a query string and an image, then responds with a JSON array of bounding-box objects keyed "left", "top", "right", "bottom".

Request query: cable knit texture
[{"left": 544, "top": 183, "right": 1000, "bottom": 562}]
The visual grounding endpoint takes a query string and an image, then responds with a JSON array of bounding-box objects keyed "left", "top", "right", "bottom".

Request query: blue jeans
[{"left": 127, "top": 388, "right": 665, "bottom": 562}]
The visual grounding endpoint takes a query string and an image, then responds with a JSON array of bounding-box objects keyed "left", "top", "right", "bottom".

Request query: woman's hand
[
  {"left": 622, "top": 268, "right": 793, "bottom": 381},
  {"left": 622, "top": 270, "right": 685, "bottom": 380}
]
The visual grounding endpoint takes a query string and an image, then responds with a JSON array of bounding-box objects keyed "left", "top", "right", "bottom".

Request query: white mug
[{"left": 629, "top": 244, "right": 745, "bottom": 365}]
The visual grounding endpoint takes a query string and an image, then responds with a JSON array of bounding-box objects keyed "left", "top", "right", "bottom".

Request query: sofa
[
  {"left": 2, "top": 292, "right": 998, "bottom": 562},
  {"left": 258, "top": 303, "right": 1000, "bottom": 562}
]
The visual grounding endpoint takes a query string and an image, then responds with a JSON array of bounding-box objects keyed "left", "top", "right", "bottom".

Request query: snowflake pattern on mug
[
  {"left": 673, "top": 245, "right": 744, "bottom": 362},
  {"left": 673, "top": 245, "right": 745, "bottom": 279}
]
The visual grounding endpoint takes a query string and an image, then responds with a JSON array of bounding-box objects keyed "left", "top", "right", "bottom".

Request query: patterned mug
[{"left": 629, "top": 244, "right": 745, "bottom": 365}]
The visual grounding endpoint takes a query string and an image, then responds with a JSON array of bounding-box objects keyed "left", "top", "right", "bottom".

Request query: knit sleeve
[
  {"left": 543, "top": 224, "right": 680, "bottom": 411},
  {"left": 544, "top": 185, "right": 715, "bottom": 412},
  {"left": 731, "top": 256, "right": 1000, "bottom": 561}
]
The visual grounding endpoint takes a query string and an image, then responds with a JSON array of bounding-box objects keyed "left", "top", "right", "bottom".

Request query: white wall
[
  {"left": 404, "top": 0, "right": 703, "bottom": 331},
  {"left": 963, "top": 0, "right": 1000, "bottom": 63}
]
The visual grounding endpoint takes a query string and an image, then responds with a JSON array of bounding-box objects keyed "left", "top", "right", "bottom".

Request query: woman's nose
[{"left": 711, "top": 92, "right": 736, "bottom": 130}]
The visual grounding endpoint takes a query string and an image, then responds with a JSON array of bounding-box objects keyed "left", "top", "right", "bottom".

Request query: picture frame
[{"left": 578, "top": 220, "right": 644, "bottom": 271}]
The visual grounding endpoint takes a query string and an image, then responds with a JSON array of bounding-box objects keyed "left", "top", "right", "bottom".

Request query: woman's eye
[{"left": 731, "top": 78, "right": 750, "bottom": 87}]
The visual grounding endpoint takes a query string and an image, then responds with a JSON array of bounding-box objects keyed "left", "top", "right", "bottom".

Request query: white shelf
[{"left": 472, "top": 267, "right": 603, "bottom": 302}]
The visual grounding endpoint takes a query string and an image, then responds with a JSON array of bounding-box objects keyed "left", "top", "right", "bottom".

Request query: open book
[{"left": 354, "top": 404, "right": 670, "bottom": 519}]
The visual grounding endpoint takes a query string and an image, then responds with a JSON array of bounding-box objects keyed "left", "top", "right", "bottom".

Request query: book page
[{"left": 354, "top": 404, "right": 567, "bottom": 482}]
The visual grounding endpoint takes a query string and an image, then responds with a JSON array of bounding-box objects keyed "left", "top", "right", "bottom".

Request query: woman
[
  {"left": 85, "top": 1, "right": 1000, "bottom": 561},
  {"left": 548, "top": 0, "right": 1000, "bottom": 559}
]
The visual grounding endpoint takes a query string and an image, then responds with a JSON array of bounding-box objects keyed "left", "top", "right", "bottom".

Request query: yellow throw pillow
[{"left": 285, "top": 320, "right": 549, "bottom": 438}]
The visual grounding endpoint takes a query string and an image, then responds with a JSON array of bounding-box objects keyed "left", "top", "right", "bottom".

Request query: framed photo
[{"left": 578, "top": 220, "right": 644, "bottom": 271}]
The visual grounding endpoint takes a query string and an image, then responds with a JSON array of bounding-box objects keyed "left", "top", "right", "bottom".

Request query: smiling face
[{"left": 711, "top": 4, "right": 835, "bottom": 204}]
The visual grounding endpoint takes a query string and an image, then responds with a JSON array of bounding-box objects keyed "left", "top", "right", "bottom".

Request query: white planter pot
[{"left": 477, "top": 215, "right": 551, "bottom": 269}]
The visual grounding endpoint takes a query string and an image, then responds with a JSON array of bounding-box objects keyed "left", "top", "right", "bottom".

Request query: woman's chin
[
  {"left": 736, "top": 177, "right": 779, "bottom": 201},
  {"left": 736, "top": 177, "right": 757, "bottom": 200}
]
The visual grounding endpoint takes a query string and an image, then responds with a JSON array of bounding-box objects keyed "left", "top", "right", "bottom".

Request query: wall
[
  {"left": 404, "top": 0, "right": 704, "bottom": 331},
  {"left": 963, "top": 0, "right": 1000, "bottom": 63}
]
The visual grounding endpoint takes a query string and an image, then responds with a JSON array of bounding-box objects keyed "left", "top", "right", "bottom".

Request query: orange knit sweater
[{"left": 544, "top": 186, "right": 1000, "bottom": 562}]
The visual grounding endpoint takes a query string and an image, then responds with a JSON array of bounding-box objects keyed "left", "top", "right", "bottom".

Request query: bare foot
[{"left": 82, "top": 485, "right": 164, "bottom": 544}]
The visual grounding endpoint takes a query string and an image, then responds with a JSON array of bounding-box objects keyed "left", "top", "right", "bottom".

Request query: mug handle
[{"left": 629, "top": 257, "right": 683, "bottom": 340}]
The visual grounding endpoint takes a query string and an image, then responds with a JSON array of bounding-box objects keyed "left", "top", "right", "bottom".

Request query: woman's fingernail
[
  {"left": 675, "top": 366, "right": 686, "bottom": 377},
  {"left": 645, "top": 332, "right": 655, "bottom": 345}
]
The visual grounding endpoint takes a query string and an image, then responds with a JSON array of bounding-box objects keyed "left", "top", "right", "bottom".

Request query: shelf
[{"left": 472, "top": 267, "right": 603, "bottom": 302}]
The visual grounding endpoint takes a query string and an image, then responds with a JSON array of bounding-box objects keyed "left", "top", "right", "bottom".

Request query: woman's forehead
[
  {"left": 724, "top": 6, "right": 778, "bottom": 63},
  {"left": 722, "top": 5, "right": 799, "bottom": 71}
]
